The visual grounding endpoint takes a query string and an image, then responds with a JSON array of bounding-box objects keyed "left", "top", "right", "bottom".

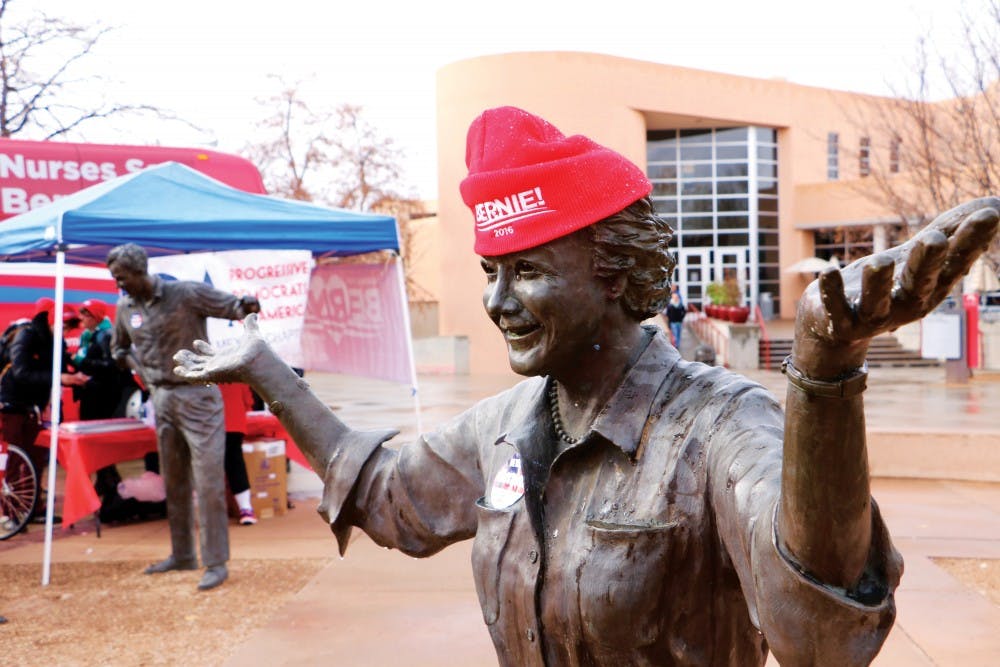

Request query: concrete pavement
[{"left": 1, "top": 346, "right": 998, "bottom": 665}]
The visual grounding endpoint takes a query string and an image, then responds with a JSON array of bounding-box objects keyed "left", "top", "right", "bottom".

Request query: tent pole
[
  {"left": 392, "top": 253, "right": 422, "bottom": 434},
  {"left": 42, "top": 244, "right": 66, "bottom": 585}
]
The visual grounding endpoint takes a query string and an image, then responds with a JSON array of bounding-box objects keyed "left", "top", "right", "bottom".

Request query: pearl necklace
[{"left": 548, "top": 381, "right": 579, "bottom": 445}]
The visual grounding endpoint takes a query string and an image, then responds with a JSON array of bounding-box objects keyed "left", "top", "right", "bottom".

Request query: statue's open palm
[
  {"left": 794, "top": 198, "right": 999, "bottom": 377},
  {"left": 173, "top": 313, "right": 268, "bottom": 384}
]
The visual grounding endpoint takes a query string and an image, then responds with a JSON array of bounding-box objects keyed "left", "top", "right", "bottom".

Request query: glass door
[{"left": 674, "top": 248, "right": 712, "bottom": 309}]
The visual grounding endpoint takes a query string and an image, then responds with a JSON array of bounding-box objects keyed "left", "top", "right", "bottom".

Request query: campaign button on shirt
[
  {"left": 130, "top": 312, "right": 143, "bottom": 329},
  {"left": 490, "top": 452, "right": 524, "bottom": 509}
]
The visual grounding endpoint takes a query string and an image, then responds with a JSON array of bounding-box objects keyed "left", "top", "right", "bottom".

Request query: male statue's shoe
[
  {"left": 197, "top": 565, "right": 228, "bottom": 591},
  {"left": 144, "top": 555, "right": 199, "bottom": 574}
]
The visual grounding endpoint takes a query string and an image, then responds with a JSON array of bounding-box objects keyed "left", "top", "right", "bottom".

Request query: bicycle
[{"left": 0, "top": 440, "right": 39, "bottom": 539}]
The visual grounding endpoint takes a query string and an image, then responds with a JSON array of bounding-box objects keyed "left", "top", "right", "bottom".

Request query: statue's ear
[{"left": 603, "top": 273, "right": 628, "bottom": 300}]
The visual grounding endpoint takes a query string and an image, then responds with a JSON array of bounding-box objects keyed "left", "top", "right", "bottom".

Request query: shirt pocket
[
  {"left": 578, "top": 519, "right": 680, "bottom": 648},
  {"left": 472, "top": 496, "right": 517, "bottom": 625}
]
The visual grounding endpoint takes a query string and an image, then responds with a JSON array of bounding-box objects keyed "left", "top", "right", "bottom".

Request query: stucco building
[{"left": 432, "top": 52, "right": 920, "bottom": 374}]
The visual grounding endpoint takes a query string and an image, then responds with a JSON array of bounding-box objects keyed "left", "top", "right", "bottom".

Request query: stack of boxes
[{"left": 241, "top": 438, "right": 287, "bottom": 519}]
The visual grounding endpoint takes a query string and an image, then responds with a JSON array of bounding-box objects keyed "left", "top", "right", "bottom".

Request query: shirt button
[
  {"left": 528, "top": 550, "right": 538, "bottom": 563},
  {"left": 526, "top": 628, "right": 535, "bottom": 642}
]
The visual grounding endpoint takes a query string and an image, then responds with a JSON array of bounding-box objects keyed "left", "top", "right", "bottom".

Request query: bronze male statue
[
  {"left": 173, "top": 107, "right": 999, "bottom": 663},
  {"left": 108, "top": 243, "right": 260, "bottom": 591}
]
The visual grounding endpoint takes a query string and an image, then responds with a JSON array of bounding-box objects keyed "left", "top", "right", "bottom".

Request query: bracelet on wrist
[{"left": 780, "top": 355, "right": 868, "bottom": 399}]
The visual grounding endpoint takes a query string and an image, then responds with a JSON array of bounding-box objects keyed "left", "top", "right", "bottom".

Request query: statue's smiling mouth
[{"left": 503, "top": 322, "right": 541, "bottom": 342}]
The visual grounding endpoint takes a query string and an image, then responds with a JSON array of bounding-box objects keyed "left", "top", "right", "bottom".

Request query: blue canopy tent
[
  {"left": 0, "top": 161, "right": 399, "bottom": 263},
  {"left": 0, "top": 162, "right": 410, "bottom": 583}
]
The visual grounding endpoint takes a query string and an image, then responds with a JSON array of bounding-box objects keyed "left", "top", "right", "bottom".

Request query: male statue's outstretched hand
[{"left": 173, "top": 313, "right": 267, "bottom": 385}]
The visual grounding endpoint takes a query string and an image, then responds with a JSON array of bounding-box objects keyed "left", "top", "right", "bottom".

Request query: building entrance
[{"left": 674, "top": 247, "right": 751, "bottom": 309}]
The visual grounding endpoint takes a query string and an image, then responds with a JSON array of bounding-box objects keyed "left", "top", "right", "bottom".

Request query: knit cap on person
[
  {"left": 79, "top": 298, "right": 108, "bottom": 321},
  {"left": 460, "top": 106, "right": 652, "bottom": 256},
  {"left": 34, "top": 297, "right": 55, "bottom": 316}
]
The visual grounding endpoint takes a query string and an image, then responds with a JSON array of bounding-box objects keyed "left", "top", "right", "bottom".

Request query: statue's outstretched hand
[
  {"left": 173, "top": 312, "right": 267, "bottom": 384},
  {"left": 794, "top": 198, "right": 999, "bottom": 377}
]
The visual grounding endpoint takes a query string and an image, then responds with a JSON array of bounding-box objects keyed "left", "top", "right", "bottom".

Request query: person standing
[
  {"left": 219, "top": 382, "right": 258, "bottom": 525},
  {"left": 73, "top": 298, "right": 141, "bottom": 511},
  {"left": 107, "top": 244, "right": 259, "bottom": 591},
  {"left": 664, "top": 291, "right": 686, "bottom": 348},
  {"left": 0, "top": 298, "right": 86, "bottom": 503}
]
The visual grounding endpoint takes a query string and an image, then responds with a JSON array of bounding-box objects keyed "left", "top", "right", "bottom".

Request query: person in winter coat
[{"left": 0, "top": 298, "right": 86, "bottom": 503}]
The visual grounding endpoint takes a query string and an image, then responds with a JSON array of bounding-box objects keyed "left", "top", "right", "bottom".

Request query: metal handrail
[
  {"left": 689, "top": 310, "right": 730, "bottom": 367},
  {"left": 754, "top": 304, "right": 772, "bottom": 370}
]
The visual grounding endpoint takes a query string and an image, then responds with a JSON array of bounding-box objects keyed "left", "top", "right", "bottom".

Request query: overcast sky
[{"left": 31, "top": 0, "right": 985, "bottom": 199}]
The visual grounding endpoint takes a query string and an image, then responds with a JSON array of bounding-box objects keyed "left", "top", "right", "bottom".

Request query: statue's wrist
[{"left": 782, "top": 356, "right": 868, "bottom": 399}]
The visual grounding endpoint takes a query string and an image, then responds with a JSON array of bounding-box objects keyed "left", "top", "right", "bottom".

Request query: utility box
[{"left": 242, "top": 439, "right": 287, "bottom": 519}]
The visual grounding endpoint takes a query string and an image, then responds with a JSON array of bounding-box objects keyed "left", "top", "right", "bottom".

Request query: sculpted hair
[
  {"left": 587, "top": 196, "right": 676, "bottom": 321},
  {"left": 106, "top": 243, "right": 148, "bottom": 274}
]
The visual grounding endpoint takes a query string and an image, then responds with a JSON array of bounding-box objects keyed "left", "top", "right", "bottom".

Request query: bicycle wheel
[{"left": 0, "top": 444, "right": 39, "bottom": 540}]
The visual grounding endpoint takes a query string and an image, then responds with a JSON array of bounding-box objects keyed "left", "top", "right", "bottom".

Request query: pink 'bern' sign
[{"left": 301, "top": 261, "right": 412, "bottom": 384}]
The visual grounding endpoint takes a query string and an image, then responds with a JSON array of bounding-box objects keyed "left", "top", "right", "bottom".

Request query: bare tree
[
  {"left": 244, "top": 81, "right": 431, "bottom": 300},
  {"left": 328, "top": 104, "right": 412, "bottom": 211},
  {"left": 848, "top": 0, "right": 1000, "bottom": 268},
  {"left": 370, "top": 195, "right": 433, "bottom": 303},
  {"left": 0, "top": 0, "right": 166, "bottom": 139},
  {"left": 242, "top": 77, "right": 336, "bottom": 201}
]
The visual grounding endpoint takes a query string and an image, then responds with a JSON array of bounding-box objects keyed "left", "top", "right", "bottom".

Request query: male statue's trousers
[{"left": 151, "top": 383, "right": 229, "bottom": 568}]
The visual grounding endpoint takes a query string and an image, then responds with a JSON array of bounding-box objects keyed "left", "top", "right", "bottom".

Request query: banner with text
[
  {"left": 149, "top": 250, "right": 311, "bottom": 367},
  {"left": 301, "top": 260, "right": 411, "bottom": 384}
]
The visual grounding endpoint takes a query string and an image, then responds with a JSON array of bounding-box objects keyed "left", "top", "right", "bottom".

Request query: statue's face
[
  {"left": 108, "top": 261, "right": 149, "bottom": 300},
  {"left": 481, "top": 232, "right": 610, "bottom": 378}
]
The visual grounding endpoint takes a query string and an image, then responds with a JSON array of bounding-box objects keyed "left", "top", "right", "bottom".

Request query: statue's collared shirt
[
  {"left": 329, "top": 328, "right": 902, "bottom": 666},
  {"left": 111, "top": 275, "right": 246, "bottom": 388}
]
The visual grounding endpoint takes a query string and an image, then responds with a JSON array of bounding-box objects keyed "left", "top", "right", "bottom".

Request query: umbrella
[{"left": 784, "top": 257, "right": 838, "bottom": 274}]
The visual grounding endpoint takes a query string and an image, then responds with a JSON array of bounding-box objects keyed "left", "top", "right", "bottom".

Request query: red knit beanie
[
  {"left": 79, "top": 298, "right": 108, "bottom": 321},
  {"left": 34, "top": 297, "right": 55, "bottom": 316},
  {"left": 460, "top": 106, "right": 652, "bottom": 256}
]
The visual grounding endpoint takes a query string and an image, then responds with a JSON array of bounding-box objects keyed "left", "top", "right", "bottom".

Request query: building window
[
  {"left": 814, "top": 224, "right": 906, "bottom": 264},
  {"left": 859, "top": 136, "right": 871, "bottom": 177},
  {"left": 889, "top": 136, "right": 901, "bottom": 173},
  {"left": 646, "top": 126, "right": 779, "bottom": 313},
  {"left": 827, "top": 132, "right": 839, "bottom": 180}
]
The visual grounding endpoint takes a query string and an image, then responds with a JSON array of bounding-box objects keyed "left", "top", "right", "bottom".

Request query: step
[{"left": 759, "top": 334, "right": 939, "bottom": 369}]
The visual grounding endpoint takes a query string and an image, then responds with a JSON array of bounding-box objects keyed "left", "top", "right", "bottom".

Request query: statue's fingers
[
  {"left": 173, "top": 365, "right": 194, "bottom": 379},
  {"left": 173, "top": 349, "right": 197, "bottom": 365},
  {"left": 244, "top": 312, "right": 261, "bottom": 334},
  {"left": 857, "top": 255, "right": 894, "bottom": 324},
  {"left": 934, "top": 207, "right": 999, "bottom": 299},
  {"left": 925, "top": 197, "right": 1000, "bottom": 237},
  {"left": 895, "top": 230, "right": 948, "bottom": 313},
  {"left": 192, "top": 339, "right": 215, "bottom": 354},
  {"left": 818, "top": 267, "right": 854, "bottom": 336}
]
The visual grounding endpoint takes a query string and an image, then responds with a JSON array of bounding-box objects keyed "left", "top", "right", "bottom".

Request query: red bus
[{"left": 0, "top": 138, "right": 266, "bottom": 221}]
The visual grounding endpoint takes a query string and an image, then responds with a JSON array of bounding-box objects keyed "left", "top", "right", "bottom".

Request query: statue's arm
[
  {"left": 172, "top": 315, "right": 394, "bottom": 476},
  {"left": 778, "top": 198, "right": 999, "bottom": 590},
  {"left": 173, "top": 315, "right": 484, "bottom": 556}
]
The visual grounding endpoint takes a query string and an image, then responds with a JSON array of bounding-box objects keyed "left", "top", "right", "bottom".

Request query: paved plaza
[{"left": 1, "top": 339, "right": 998, "bottom": 665}]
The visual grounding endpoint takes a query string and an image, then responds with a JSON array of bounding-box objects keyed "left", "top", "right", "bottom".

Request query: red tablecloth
[{"left": 39, "top": 412, "right": 306, "bottom": 528}]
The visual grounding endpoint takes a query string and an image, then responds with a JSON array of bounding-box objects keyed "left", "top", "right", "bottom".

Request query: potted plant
[
  {"left": 722, "top": 277, "right": 750, "bottom": 323},
  {"left": 705, "top": 282, "right": 727, "bottom": 318}
]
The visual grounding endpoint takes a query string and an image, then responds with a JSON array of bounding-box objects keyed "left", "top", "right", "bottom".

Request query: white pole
[
  {"left": 392, "top": 253, "right": 422, "bottom": 434},
  {"left": 42, "top": 237, "right": 66, "bottom": 585}
]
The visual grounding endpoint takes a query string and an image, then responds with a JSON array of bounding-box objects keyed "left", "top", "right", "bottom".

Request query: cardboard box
[{"left": 242, "top": 438, "right": 287, "bottom": 519}]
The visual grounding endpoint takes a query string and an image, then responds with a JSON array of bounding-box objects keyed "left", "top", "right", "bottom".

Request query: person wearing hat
[
  {"left": 73, "top": 298, "right": 138, "bottom": 421},
  {"left": 172, "top": 107, "right": 999, "bottom": 665},
  {"left": 0, "top": 297, "right": 87, "bottom": 509},
  {"left": 72, "top": 298, "right": 141, "bottom": 511}
]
